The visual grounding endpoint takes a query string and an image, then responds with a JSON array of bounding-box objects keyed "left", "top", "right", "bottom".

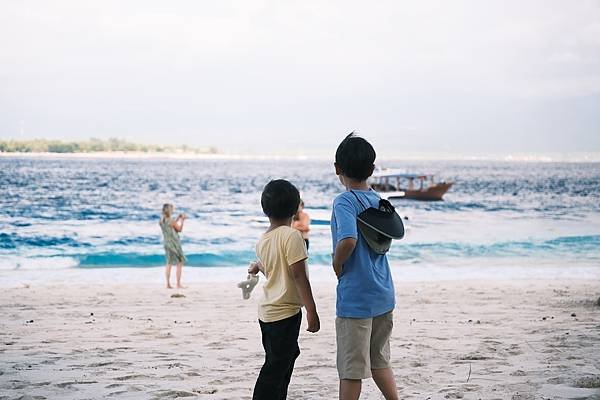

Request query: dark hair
[
  {"left": 335, "top": 132, "right": 376, "bottom": 180},
  {"left": 261, "top": 179, "right": 301, "bottom": 219}
]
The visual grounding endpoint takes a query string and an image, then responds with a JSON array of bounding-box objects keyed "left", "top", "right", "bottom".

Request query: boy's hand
[
  {"left": 306, "top": 310, "right": 320, "bottom": 333},
  {"left": 332, "top": 261, "right": 342, "bottom": 279},
  {"left": 248, "top": 261, "right": 261, "bottom": 275},
  {"left": 290, "top": 259, "right": 319, "bottom": 333}
]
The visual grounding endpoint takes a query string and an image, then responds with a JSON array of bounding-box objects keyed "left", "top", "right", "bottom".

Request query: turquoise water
[{"left": 1, "top": 157, "right": 599, "bottom": 270}]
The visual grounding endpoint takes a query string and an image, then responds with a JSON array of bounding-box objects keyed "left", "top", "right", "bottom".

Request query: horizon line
[{"left": 2, "top": 151, "right": 599, "bottom": 163}]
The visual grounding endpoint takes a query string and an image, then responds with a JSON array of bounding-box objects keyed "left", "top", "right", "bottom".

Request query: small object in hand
[{"left": 237, "top": 274, "right": 259, "bottom": 300}]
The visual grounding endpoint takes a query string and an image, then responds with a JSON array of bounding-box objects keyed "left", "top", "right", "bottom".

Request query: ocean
[{"left": 1, "top": 156, "right": 599, "bottom": 282}]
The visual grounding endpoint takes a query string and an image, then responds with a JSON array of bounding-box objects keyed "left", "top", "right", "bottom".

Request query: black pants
[{"left": 253, "top": 311, "right": 301, "bottom": 400}]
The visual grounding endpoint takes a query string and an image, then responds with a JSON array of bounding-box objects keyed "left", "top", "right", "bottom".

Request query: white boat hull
[{"left": 379, "top": 191, "right": 406, "bottom": 199}]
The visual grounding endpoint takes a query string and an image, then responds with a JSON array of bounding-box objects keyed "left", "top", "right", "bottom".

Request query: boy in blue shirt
[{"left": 331, "top": 133, "right": 399, "bottom": 400}]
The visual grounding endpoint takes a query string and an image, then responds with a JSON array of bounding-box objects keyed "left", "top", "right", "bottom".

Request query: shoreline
[{"left": 1, "top": 263, "right": 598, "bottom": 289}]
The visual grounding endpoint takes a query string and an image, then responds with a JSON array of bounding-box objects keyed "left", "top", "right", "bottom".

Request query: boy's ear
[
  {"left": 368, "top": 164, "right": 375, "bottom": 177},
  {"left": 334, "top": 163, "right": 343, "bottom": 176}
]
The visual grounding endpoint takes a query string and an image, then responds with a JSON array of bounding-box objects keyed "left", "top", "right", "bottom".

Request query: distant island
[{"left": 0, "top": 138, "right": 218, "bottom": 154}]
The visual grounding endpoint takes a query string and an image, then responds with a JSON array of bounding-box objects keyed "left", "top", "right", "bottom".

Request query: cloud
[{"left": 0, "top": 0, "right": 598, "bottom": 153}]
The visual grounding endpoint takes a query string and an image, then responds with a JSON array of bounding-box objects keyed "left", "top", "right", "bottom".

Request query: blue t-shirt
[{"left": 331, "top": 189, "right": 395, "bottom": 318}]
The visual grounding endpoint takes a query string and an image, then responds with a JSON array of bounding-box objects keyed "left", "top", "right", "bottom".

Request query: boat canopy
[{"left": 371, "top": 169, "right": 432, "bottom": 179}]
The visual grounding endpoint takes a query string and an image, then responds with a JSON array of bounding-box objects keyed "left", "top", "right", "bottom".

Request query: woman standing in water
[{"left": 159, "top": 203, "right": 187, "bottom": 289}]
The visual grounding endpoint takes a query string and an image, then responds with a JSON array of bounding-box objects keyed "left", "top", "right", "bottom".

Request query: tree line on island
[{"left": 0, "top": 138, "right": 218, "bottom": 154}]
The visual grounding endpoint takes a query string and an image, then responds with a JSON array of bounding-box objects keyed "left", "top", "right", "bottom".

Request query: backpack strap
[
  {"left": 350, "top": 189, "right": 384, "bottom": 211},
  {"left": 349, "top": 190, "right": 368, "bottom": 211}
]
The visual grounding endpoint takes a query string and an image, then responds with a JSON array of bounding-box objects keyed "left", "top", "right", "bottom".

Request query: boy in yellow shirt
[{"left": 248, "top": 179, "right": 320, "bottom": 400}]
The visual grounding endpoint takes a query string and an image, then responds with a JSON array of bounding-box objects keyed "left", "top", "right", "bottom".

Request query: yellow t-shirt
[{"left": 256, "top": 226, "right": 308, "bottom": 323}]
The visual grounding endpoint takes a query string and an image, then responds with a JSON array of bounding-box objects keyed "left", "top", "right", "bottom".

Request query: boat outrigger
[{"left": 370, "top": 169, "right": 453, "bottom": 201}]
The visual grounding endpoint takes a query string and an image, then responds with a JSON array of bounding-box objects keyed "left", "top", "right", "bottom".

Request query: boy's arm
[
  {"left": 332, "top": 238, "right": 357, "bottom": 278},
  {"left": 331, "top": 196, "right": 358, "bottom": 278},
  {"left": 291, "top": 259, "right": 320, "bottom": 333}
]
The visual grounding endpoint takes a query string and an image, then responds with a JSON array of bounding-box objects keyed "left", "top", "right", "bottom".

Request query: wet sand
[{"left": 1, "top": 279, "right": 599, "bottom": 399}]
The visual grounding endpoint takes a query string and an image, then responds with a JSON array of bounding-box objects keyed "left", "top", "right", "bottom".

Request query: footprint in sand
[
  {"left": 458, "top": 352, "right": 491, "bottom": 361},
  {"left": 154, "top": 390, "right": 197, "bottom": 398},
  {"left": 207, "top": 341, "right": 225, "bottom": 350},
  {"left": 113, "top": 373, "right": 148, "bottom": 381},
  {"left": 55, "top": 380, "right": 98, "bottom": 388},
  {"left": 155, "top": 332, "right": 173, "bottom": 339},
  {"left": 30, "top": 381, "right": 52, "bottom": 387},
  {"left": 510, "top": 393, "right": 535, "bottom": 400},
  {"left": 108, "top": 390, "right": 129, "bottom": 397},
  {"left": 460, "top": 384, "right": 481, "bottom": 392},
  {"left": 505, "top": 343, "right": 523, "bottom": 355},
  {"left": 105, "top": 383, "right": 125, "bottom": 388},
  {"left": 574, "top": 375, "right": 600, "bottom": 388},
  {"left": 192, "top": 388, "right": 218, "bottom": 394},
  {"left": 440, "top": 389, "right": 464, "bottom": 399},
  {"left": 88, "top": 361, "right": 115, "bottom": 367},
  {"left": 510, "top": 370, "right": 527, "bottom": 377}
]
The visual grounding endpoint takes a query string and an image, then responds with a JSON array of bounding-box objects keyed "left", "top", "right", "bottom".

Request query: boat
[{"left": 369, "top": 169, "right": 453, "bottom": 201}]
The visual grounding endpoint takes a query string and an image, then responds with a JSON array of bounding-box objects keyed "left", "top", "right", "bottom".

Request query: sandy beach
[{"left": 1, "top": 274, "right": 599, "bottom": 400}]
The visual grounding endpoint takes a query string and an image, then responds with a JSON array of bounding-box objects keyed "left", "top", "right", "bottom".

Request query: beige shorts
[{"left": 335, "top": 311, "right": 393, "bottom": 380}]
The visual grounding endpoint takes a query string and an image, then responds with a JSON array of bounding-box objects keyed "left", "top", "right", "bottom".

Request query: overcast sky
[{"left": 1, "top": 1, "right": 599, "bottom": 156}]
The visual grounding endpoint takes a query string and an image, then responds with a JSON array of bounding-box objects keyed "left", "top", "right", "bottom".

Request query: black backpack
[{"left": 350, "top": 191, "right": 405, "bottom": 254}]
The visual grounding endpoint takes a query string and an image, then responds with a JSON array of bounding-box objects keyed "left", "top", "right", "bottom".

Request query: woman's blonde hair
[{"left": 161, "top": 203, "right": 173, "bottom": 222}]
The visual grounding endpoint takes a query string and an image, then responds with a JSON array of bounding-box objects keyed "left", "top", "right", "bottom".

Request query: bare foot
[
  {"left": 176, "top": 285, "right": 186, "bottom": 289},
  {"left": 166, "top": 285, "right": 173, "bottom": 289}
]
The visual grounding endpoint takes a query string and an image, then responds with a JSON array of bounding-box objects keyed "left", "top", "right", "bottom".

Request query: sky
[{"left": 1, "top": 1, "right": 599, "bottom": 157}]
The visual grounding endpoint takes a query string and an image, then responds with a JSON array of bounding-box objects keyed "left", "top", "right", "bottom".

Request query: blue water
[{"left": 1, "top": 157, "right": 599, "bottom": 270}]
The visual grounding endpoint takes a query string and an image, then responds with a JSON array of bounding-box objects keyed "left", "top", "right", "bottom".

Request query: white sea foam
[
  {"left": 1, "top": 263, "right": 598, "bottom": 288},
  {"left": 0, "top": 256, "right": 79, "bottom": 271}
]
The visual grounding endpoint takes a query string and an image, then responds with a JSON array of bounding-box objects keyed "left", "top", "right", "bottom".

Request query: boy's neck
[
  {"left": 344, "top": 178, "right": 370, "bottom": 191},
  {"left": 267, "top": 217, "right": 292, "bottom": 232}
]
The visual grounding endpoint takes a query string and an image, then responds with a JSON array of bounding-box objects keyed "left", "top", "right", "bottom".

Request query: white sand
[{"left": 1, "top": 277, "right": 599, "bottom": 399}]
